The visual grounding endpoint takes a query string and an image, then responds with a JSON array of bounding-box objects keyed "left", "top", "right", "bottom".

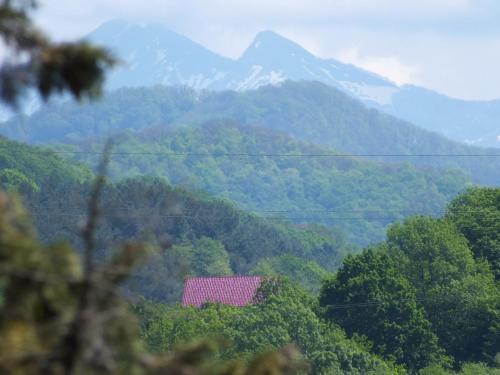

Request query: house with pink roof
[{"left": 181, "top": 275, "right": 263, "bottom": 307}]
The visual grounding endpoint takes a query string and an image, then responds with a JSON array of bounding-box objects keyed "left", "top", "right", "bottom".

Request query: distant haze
[{"left": 35, "top": 0, "right": 500, "bottom": 101}]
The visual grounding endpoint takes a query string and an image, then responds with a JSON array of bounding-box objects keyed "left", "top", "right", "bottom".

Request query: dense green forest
[
  {"left": 0, "top": 125, "right": 498, "bottom": 374},
  {"left": 0, "top": 136, "right": 348, "bottom": 297},
  {"left": 22, "top": 176, "right": 351, "bottom": 300},
  {"left": 134, "top": 188, "right": 500, "bottom": 374},
  {"left": 0, "top": 57, "right": 498, "bottom": 374},
  {"left": 2, "top": 6, "right": 496, "bottom": 373},
  {"left": 3, "top": 82, "right": 500, "bottom": 184},
  {"left": 0, "top": 190, "right": 309, "bottom": 374},
  {"left": 0, "top": 136, "right": 91, "bottom": 192},
  {"left": 59, "top": 121, "right": 470, "bottom": 245}
]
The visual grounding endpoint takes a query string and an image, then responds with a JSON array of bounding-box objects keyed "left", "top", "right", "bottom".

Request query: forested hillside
[
  {"left": 3, "top": 82, "right": 499, "bottom": 185},
  {"left": 62, "top": 121, "right": 471, "bottom": 245},
  {"left": 320, "top": 187, "right": 500, "bottom": 372},
  {"left": 0, "top": 136, "right": 91, "bottom": 192},
  {"left": 22, "top": 176, "right": 351, "bottom": 301},
  {"left": 1, "top": 5, "right": 498, "bottom": 375},
  {"left": 1, "top": 103, "right": 498, "bottom": 375},
  {"left": 134, "top": 188, "right": 500, "bottom": 374},
  {"left": 2, "top": 163, "right": 498, "bottom": 373}
]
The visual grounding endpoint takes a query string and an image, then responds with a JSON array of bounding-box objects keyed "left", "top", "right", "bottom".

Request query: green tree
[
  {"left": 319, "top": 247, "right": 446, "bottom": 371},
  {"left": 0, "top": 168, "right": 39, "bottom": 192},
  {"left": 386, "top": 216, "right": 475, "bottom": 294},
  {"left": 419, "top": 362, "right": 500, "bottom": 375},
  {"left": 137, "top": 278, "right": 397, "bottom": 374},
  {"left": 250, "top": 255, "right": 329, "bottom": 293},
  {"left": 178, "top": 236, "right": 233, "bottom": 276},
  {"left": 386, "top": 216, "right": 499, "bottom": 364},
  {"left": 446, "top": 187, "right": 500, "bottom": 279},
  {"left": 422, "top": 268, "right": 500, "bottom": 364}
]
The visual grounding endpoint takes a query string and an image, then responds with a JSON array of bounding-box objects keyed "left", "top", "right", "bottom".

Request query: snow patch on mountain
[
  {"left": 340, "top": 81, "right": 399, "bottom": 105},
  {"left": 302, "top": 63, "right": 321, "bottom": 79},
  {"left": 184, "top": 72, "right": 228, "bottom": 90},
  {"left": 269, "top": 71, "right": 286, "bottom": 85},
  {"left": 155, "top": 49, "right": 169, "bottom": 64},
  {"left": 235, "top": 65, "right": 264, "bottom": 90}
]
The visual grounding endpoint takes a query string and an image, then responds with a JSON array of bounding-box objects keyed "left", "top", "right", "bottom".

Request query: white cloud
[
  {"left": 35, "top": 0, "right": 478, "bottom": 41},
  {"left": 336, "top": 48, "right": 419, "bottom": 86}
]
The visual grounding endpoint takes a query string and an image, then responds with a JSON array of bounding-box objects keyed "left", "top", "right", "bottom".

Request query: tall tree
[
  {"left": 386, "top": 216, "right": 499, "bottom": 365},
  {"left": 319, "top": 247, "right": 446, "bottom": 371},
  {"left": 446, "top": 187, "right": 500, "bottom": 279},
  {"left": 386, "top": 216, "right": 475, "bottom": 295}
]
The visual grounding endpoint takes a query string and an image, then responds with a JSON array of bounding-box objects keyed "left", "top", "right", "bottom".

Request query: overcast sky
[{"left": 34, "top": 0, "right": 500, "bottom": 101}]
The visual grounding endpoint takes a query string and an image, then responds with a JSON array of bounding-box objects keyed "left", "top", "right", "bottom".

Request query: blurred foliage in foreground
[
  {"left": 0, "top": 191, "right": 305, "bottom": 374},
  {"left": 0, "top": 0, "right": 115, "bottom": 106}
]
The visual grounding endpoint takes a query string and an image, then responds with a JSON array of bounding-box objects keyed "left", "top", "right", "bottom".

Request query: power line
[
  {"left": 28, "top": 212, "right": 500, "bottom": 224},
  {"left": 27, "top": 205, "right": 444, "bottom": 213},
  {"left": 26, "top": 205, "right": 497, "bottom": 216},
  {"left": 30, "top": 213, "right": 404, "bottom": 221},
  {"left": 2, "top": 147, "right": 500, "bottom": 158},
  {"left": 324, "top": 295, "right": 467, "bottom": 310}
]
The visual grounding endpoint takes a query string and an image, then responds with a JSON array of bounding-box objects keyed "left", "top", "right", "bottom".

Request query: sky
[{"left": 33, "top": 0, "right": 500, "bottom": 101}]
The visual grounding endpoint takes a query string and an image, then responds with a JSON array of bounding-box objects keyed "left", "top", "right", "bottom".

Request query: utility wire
[
  {"left": 28, "top": 212, "right": 500, "bottom": 224},
  {"left": 26, "top": 205, "right": 496, "bottom": 216},
  {"left": 325, "top": 295, "right": 467, "bottom": 310},
  {"left": 30, "top": 213, "right": 405, "bottom": 221},
  {"left": 2, "top": 147, "right": 500, "bottom": 158}
]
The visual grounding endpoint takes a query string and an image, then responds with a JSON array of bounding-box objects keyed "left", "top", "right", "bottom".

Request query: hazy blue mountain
[
  {"left": 381, "top": 85, "right": 500, "bottom": 147},
  {"left": 88, "top": 20, "right": 234, "bottom": 90},
  {"left": 86, "top": 20, "right": 500, "bottom": 148},
  {"left": 2, "top": 82, "right": 499, "bottom": 186},
  {"left": 89, "top": 20, "right": 395, "bottom": 100}
]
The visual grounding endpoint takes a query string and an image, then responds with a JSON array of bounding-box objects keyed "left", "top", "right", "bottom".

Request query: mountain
[
  {"left": 0, "top": 137, "right": 351, "bottom": 296},
  {"left": 87, "top": 20, "right": 234, "bottom": 90},
  {"left": 2, "top": 82, "right": 499, "bottom": 185},
  {"left": 85, "top": 20, "right": 500, "bottom": 148},
  {"left": 380, "top": 85, "right": 500, "bottom": 147},
  {"left": 25, "top": 176, "right": 349, "bottom": 298},
  {"left": 46, "top": 119, "right": 473, "bottom": 245},
  {"left": 88, "top": 20, "right": 396, "bottom": 101}
]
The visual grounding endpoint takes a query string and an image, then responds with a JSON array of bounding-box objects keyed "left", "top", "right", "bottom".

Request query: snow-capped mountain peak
[
  {"left": 88, "top": 20, "right": 398, "bottom": 102},
  {"left": 240, "top": 30, "right": 314, "bottom": 63},
  {"left": 2, "top": 20, "right": 491, "bottom": 148}
]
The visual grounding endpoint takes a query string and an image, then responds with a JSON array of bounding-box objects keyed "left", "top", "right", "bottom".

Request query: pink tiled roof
[{"left": 182, "top": 275, "right": 263, "bottom": 307}]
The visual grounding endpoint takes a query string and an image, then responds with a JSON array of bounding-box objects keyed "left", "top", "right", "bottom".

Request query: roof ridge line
[{"left": 185, "top": 275, "right": 262, "bottom": 280}]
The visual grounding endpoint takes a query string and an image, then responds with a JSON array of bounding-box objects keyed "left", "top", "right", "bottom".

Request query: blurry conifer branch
[{"left": 0, "top": 0, "right": 116, "bottom": 107}]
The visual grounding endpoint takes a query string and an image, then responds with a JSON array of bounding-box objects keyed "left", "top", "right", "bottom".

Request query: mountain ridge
[
  {"left": 84, "top": 20, "right": 500, "bottom": 147},
  {"left": 56, "top": 119, "right": 472, "bottom": 246},
  {"left": 3, "top": 81, "right": 498, "bottom": 186}
]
